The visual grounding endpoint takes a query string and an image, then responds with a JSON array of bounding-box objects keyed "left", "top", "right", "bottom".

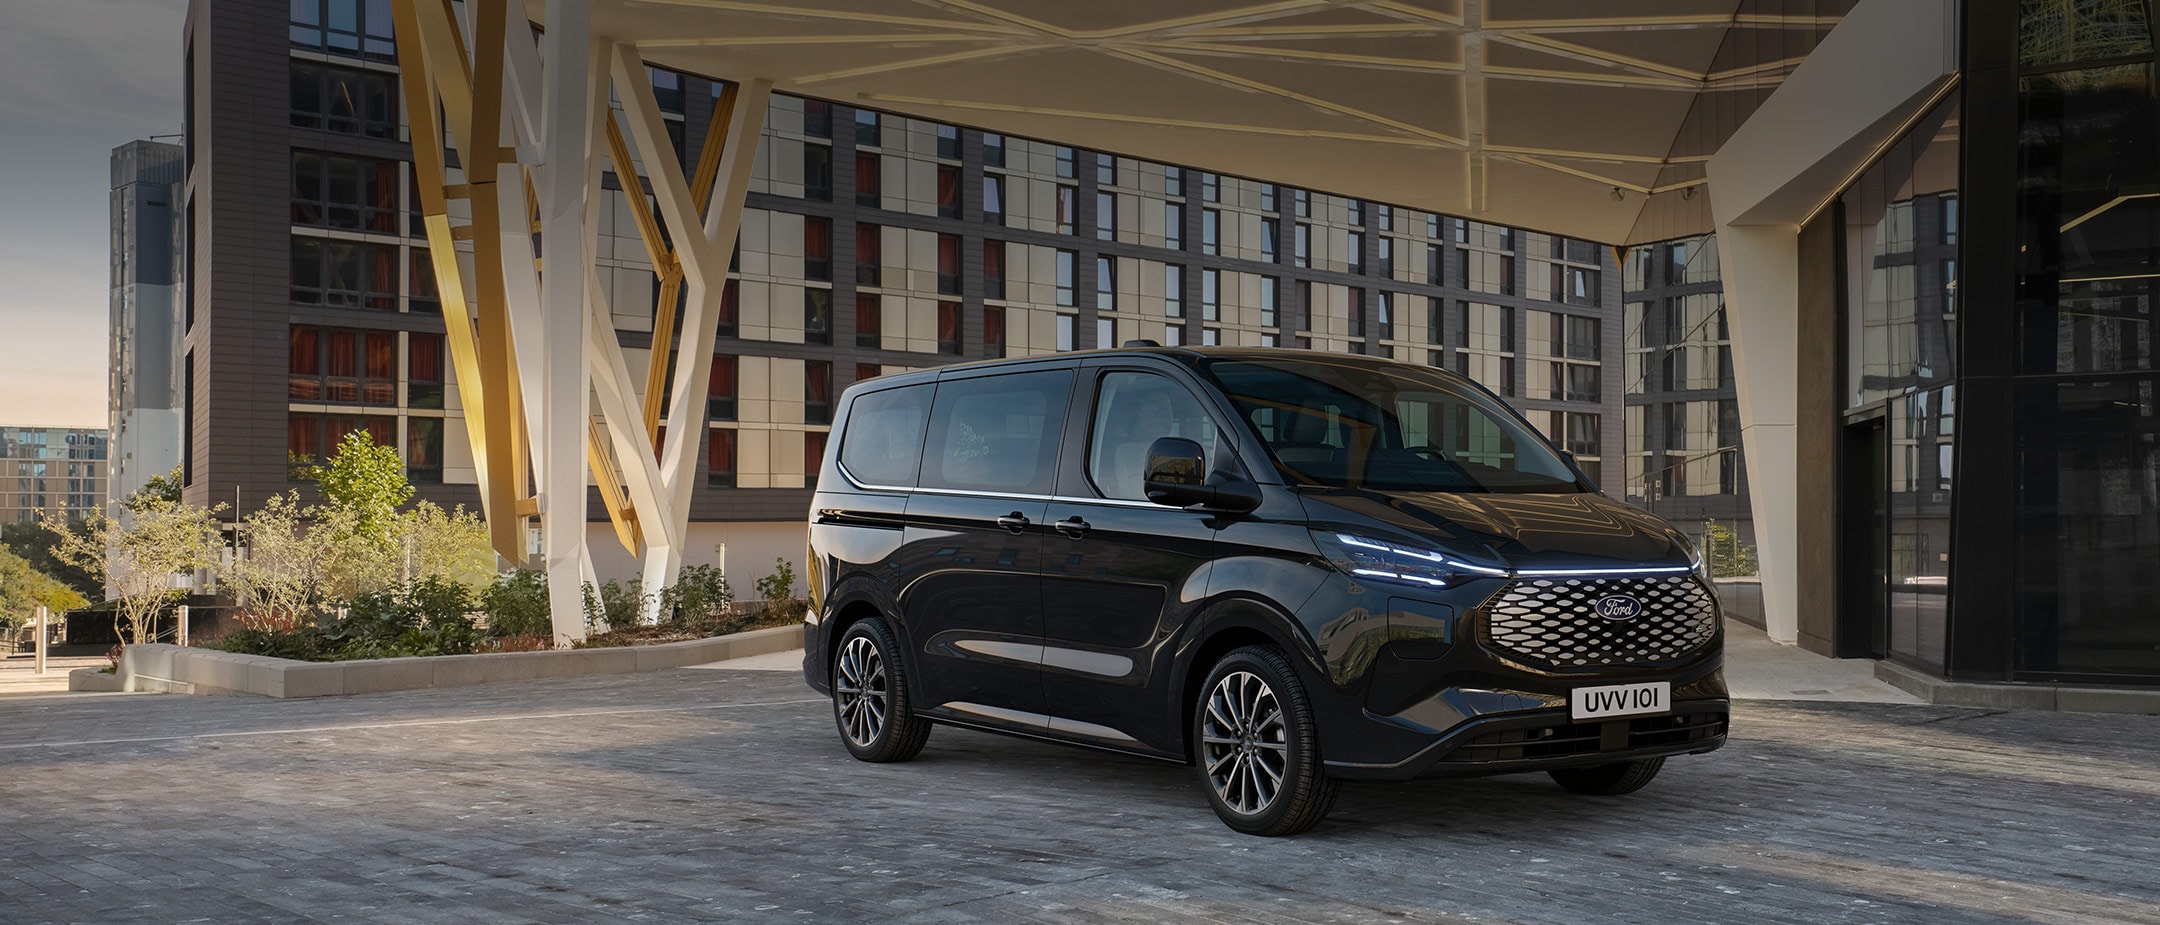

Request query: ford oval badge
[{"left": 1593, "top": 594, "right": 1645, "bottom": 621}]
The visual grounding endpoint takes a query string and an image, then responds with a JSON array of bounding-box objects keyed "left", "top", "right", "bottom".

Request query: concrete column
[
  {"left": 1714, "top": 223, "right": 1801, "bottom": 644},
  {"left": 540, "top": 0, "right": 594, "bottom": 643}
]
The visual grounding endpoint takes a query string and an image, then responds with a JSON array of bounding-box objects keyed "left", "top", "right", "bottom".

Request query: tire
[
  {"left": 1193, "top": 645, "right": 1338, "bottom": 836},
  {"left": 1548, "top": 757, "right": 1665, "bottom": 795},
  {"left": 831, "top": 619, "right": 930, "bottom": 763}
]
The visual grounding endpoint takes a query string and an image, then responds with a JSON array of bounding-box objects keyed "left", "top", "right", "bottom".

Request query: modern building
[
  {"left": 109, "top": 140, "right": 186, "bottom": 519},
  {"left": 178, "top": 0, "right": 1626, "bottom": 585},
  {"left": 174, "top": 0, "right": 2160, "bottom": 692},
  {"left": 1, "top": 427, "right": 108, "bottom": 525},
  {"left": 1620, "top": 236, "right": 1752, "bottom": 556}
]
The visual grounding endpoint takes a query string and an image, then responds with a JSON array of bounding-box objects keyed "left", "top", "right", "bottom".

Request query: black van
[{"left": 801, "top": 348, "right": 1726, "bottom": 836}]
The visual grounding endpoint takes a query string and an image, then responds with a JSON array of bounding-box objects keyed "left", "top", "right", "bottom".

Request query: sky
[{"left": 0, "top": 0, "right": 188, "bottom": 428}]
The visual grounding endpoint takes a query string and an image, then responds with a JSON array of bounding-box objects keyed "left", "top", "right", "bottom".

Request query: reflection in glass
[
  {"left": 1842, "top": 97, "right": 1961, "bottom": 408},
  {"left": 2017, "top": 379, "right": 2160, "bottom": 676}
]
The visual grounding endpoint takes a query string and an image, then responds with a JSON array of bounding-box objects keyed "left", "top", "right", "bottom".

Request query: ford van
[{"left": 801, "top": 347, "right": 1727, "bottom": 835}]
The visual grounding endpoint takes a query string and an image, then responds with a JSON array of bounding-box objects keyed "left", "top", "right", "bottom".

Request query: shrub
[
  {"left": 484, "top": 569, "right": 553, "bottom": 639},
  {"left": 661, "top": 564, "right": 733, "bottom": 633},
  {"left": 754, "top": 557, "right": 795, "bottom": 606}
]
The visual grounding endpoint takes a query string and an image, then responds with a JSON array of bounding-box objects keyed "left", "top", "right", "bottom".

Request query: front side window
[
  {"left": 1087, "top": 372, "right": 1219, "bottom": 501},
  {"left": 1202, "top": 357, "right": 1581, "bottom": 493},
  {"left": 919, "top": 370, "right": 1072, "bottom": 494}
]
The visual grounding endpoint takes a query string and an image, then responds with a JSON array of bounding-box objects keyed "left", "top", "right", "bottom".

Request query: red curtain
[
  {"left": 326, "top": 330, "right": 358, "bottom": 377},
  {"left": 983, "top": 240, "right": 1003, "bottom": 279},
  {"left": 856, "top": 223, "right": 879, "bottom": 266},
  {"left": 855, "top": 153, "right": 879, "bottom": 196},
  {"left": 719, "top": 279, "right": 739, "bottom": 326},
  {"left": 804, "top": 217, "right": 831, "bottom": 263},
  {"left": 807, "top": 361, "right": 832, "bottom": 405},
  {"left": 983, "top": 307, "right": 1005, "bottom": 346},
  {"left": 708, "top": 354, "right": 735, "bottom": 399},
  {"left": 409, "top": 248, "right": 439, "bottom": 301},
  {"left": 290, "top": 326, "right": 321, "bottom": 375},
  {"left": 364, "top": 332, "right": 396, "bottom": 379},
  {"left": 856, "top": 294, "right": 880, "bottom": 336},
  {"left": 937, "top": 235, "right": 960, "bottom": 277},
  {"left": 365, "top": 416, "right": 394, "bottom": 446},
  {"left": 366, "top": 244, "right": 395, "bottom": 310},
  {"left": 287, "top": 414, "right": 320, "bottom": 459},
  {"left": 937, "top": 165, "right": 959, "bottom": 210},
  {"left": 408, "top": 334, "right": 443, "bottom": 383},
  {"left": 708, "top": 429, "right": 735, "bottom": 476},
  {"left": 804, "top": 431, "right": 828, "bottom": 476},
  {"left": 937, "top": 302, "right": 960, "bottom": 344},
  {"left": 369, "top": 159, "right": 397, "bottom": 232}
]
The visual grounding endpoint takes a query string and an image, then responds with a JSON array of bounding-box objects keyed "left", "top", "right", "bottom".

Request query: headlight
[
  {"left": 1681, "top": 534, "right": 1711, "bottom": 582},
  {"left": 1310, "top": 531, "right": 1510, "bottom": 590}
]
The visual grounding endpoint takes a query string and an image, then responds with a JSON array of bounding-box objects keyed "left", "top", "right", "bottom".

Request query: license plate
[{"left": 1570, "top": 681, "right": 1670, "bottom": 721}]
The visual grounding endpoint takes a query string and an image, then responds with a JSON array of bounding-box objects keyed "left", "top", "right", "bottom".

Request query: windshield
[{"left": 1199, "top": 356, "right": 1586, "bottom": 493}]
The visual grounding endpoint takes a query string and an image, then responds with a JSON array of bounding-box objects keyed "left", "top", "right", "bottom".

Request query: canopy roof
[{"left": 566, "top": 0, "right": 1850, "bottom": 244}]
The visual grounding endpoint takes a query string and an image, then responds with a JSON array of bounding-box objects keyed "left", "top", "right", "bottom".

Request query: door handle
[
  {"left": 994, "top": 512, "right": 1031, "bottom": 533},
  {"left": 1054, "top": 516, "right": 1090, "bottom": 538}
]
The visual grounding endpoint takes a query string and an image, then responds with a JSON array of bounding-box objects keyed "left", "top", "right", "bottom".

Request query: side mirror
[{"left": 1144, "top": 437, "right": 1262, "bottom": 514}]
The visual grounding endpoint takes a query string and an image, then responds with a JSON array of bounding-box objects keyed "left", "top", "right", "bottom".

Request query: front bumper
[{"left": 1325, "top": 697, "right": 1729, "bottom": 780}]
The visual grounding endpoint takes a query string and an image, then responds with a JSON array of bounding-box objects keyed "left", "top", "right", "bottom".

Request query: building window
[
  {"left": 1097, "top": 317, "right": 1114, "bottom": 350},
  {"left": 707, "top": 355, "right": 737, "bottom": 421},
  {"left": 854, "top": 109, "right": 881, "bottom": 147},
  {"left": 1201, "top": 172, "right": 1219, "bottom": 203},
  {"left": 1347, "top": 199, "right": 1365, "bottom": 225},
  {"left": 1461, "top": 250, "right": 1514, "bottom": 295},
  {"left": 1055, "top": 146, "right": 1075, "bottom": 179},
  {"left": 1166, "top": 202, "right": 1184, "bottom": 250},
  {"left": 290, "top": 62, "right": 397, "bottom": 139},
  {"left": 1096, "top": 256, "right": 1115, "bottom": 311},
  {"left": 1377, "top": 238, "right": 1394, "bottom": 277},
  {"left": 935, "top": 124, "right": 960, "bottom": 160},
  {"left": 855, "top": 294, "right": 881, "bottom": 349},
  {"left": 805, "top": 431, "right": 828, "bottom": 490},
  {"left": 1294, "top": 223, "right": 1310, "bottom": 267},
  {"left": 707, "top": 429, "right": 736, "bottom": 487},
  {"left": 1260, "top": 276, "right": 1278, "bottom": 328},
  {"left": 855, "top": 152, "right": 880, "bottom": 207},
  {"left": 408, "top": 333, "right": 444, "bottom": 409},
  {"left": 1261, "top": 217, "right": 1279, "bottom": 263},
  {"left": 289, "top": 413, "right": 392, "bottom": 480},
  {"left": 289, "top": 0, "right": 396, "bottom": 61},
  {"left": 1056, "top": 186, "right": 1075, "bottom": 235},
  {"left": 1460, "top": 302, "right": 1516, "bottom": 396},
  {"left": 803, "top": 99, "right": 832, "bottom": 138},
  {"left": 984, "top": 241, "right": 1005, "bottom": 300},
  {"left": 1166, "top": 265, "right": 1185, "bottom": 318},
  {"left": 937, "top": 234, "right": 961, "bottom": 295},
  {"left": 1348, "top": 287, "right": 1366, "bottom": 338},
  {"left": 803, "top": 144, "right": 832, "bottom": 202},
  {"left": 855, "top": 222, "right": 880, "bottom": 286},
  {"left": 1165, "top": 166, "right": 1184, "bottom": 197},
  {"left": 717, "top": 278, "right": 739, "bottom": 338},
  {"left": 1096, "top": 153, "right": 1117, "bottom": 185},
  {"left": 856, "top": 363, "right": 880, "bottom": 383},
  {"left": 1097, "top": 191, "right": 1116, "bottom": 240},
  {"left": 1260, "top": 183, "right": 1278, "bottom": 213},
  {"left": 1376, "top": 291, "right": 1394, "bottom": 340},
  {"left": 292, "top": 236, "right": 397, "bottom": 310},
  {"left": 290, "top": 151, "right": 398, "bottom": 233},
  {"left": 1056, "top": 249, "right": 1075, "bottom": 306},
  {"left": 807, "top": 360, "right": 834, "bottom": 424},
  {"left": 937, "top": 303, "right": 962, "bottom": 356},
  {"left": 1427, "top": 297, "right": 1444, "bottom": 346},
  {"left": 407, "top": 417, "right": 443, "bottom": 484},
  {"left": 1347, "top": 231, "right": 1365, "bottom": 273},
  {"left": 1057, "top": 314, "right": 1075, "bottom": 351},
  {"left": 983, "top": 174, "right": 1005, "bottom": 224},
  {"left": 1202, "top": 209, "right": 1219, "bottom": 255},
  {"left": 983, "top": 133, "right": 1005, "bottom": 167},
  {"left": 804, "top": 289, "right": 832, "bottom": 345},
  {"left": 984, "top": 306, "right": 1006, "bottom": 359},
  {"left": 804, "top": 216, "right": 832, "bottom": 282},
  {"left": 1201, "top": 269, "right": 1219, "bottom": 322},
  {"left": 408, "top": 248, "right": 440, "bottom": 313},
  {"left": 937, "top": 164, "right": 960, "bottom": 219}
]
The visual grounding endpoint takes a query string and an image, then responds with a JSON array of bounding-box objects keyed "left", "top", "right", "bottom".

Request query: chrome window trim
[{"left": 835, "top": 461, "right": 1160, "bottom": 509}]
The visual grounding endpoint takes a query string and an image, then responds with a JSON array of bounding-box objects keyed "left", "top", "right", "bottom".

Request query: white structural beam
[
  {"left": 1706, "top": 0, "right": 1956, "bottom": 647},
  {"left": 539, "top": 0, "right": 597, "bottom": 642}
]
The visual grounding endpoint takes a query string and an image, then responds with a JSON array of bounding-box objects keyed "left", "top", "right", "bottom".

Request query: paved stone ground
[{"left": 2, "top": 668, "right": 2157, "bottom": 925}]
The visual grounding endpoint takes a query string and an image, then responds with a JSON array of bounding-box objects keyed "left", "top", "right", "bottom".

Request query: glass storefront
[
  {"left": 2014, "top": 1, "right": 2160, "bottom": 679},
  {"left": 1839, "top": 96, "right": 1961, "bottom": 672}
]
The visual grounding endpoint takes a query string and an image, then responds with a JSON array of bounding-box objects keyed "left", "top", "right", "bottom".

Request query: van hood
[{"left": 1297, "top": 488, "right": 1695, "bottom": 573}]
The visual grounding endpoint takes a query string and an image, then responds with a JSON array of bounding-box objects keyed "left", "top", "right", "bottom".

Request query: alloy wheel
[
  {"left": 1200, "top": 670, "right": 1289, "bottom": 815},
  {"left": 834, "top": 635, "right": 888, "bottom": 748}
]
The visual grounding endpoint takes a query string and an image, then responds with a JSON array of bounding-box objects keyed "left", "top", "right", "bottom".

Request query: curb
[
  {"left": 1875, "top": 660, "right": 2160, "bottom": 715},
  {"left": 82, "top": 625, "right": 804, "bottom": 699}
]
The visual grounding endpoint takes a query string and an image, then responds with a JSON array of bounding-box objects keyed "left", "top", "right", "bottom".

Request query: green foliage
[
  {"left": 308, "top": 430, "right": 414, "bottom": 543},
  {"left": 483, "top": 568, "right": 554, "bottom": 639},
  {"left": 213, "top": 577, "right": 478, "bottom": 661},
  {"left": 754, "top": 557, "right": 796, "bottom": 605},
  {"left": 0, "top": 521, "right": 98, "bottom": 601},
  {"left": 43, "top": 496, "right": 225, "bottom": 644},
  {"left": 125, "top": 466, "right": 185, "bottom": 512},
  {"left": 0, "top": 547, "right": 89, "bottom": 631},
  {"left": 659, "top": 564, "right": 733, "bottom": 633},
  {"left": 402, "top": 502, "right": 495, "bottom": 591},
  {"left": 1702, "top": 520, "right": 1758, "bottom": 578}
]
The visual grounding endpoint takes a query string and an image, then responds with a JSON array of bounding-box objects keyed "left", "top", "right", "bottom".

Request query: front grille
[
  {"left": 1445, "top": 713, "right": 1727, "bottom": 763},
  {"left": 1481, "top": 575, "right": 1718, "bottom": 669}
]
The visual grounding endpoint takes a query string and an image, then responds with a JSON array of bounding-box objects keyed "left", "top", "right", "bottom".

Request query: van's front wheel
[{"left": 1194, "top": 646, "right": 1337, "bottom": 836}]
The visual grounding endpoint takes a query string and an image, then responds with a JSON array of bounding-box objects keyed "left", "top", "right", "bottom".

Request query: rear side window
[
  {"left": 839, "top": 384, "right": 932, "bottom": 487},
  {"left": 920, "top": 369, "right": 1073, "bottom": 495}
]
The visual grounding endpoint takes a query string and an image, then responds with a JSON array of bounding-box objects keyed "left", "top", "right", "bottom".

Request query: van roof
[{"left": 847, "top": 345, "right": 1479, "bottom": 392}]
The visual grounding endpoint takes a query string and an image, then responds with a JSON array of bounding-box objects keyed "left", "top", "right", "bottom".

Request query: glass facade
[{"left": 2012, "top": 0, "right": 2160, "bottom": 679}]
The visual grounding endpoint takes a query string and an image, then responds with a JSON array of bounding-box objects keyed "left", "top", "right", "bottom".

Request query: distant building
[
  {"left": 109, "top": 140, "right": 186, "bottom": 519},
  {"left": 0, "top": 427, "right": 108, "bottom": 525}
]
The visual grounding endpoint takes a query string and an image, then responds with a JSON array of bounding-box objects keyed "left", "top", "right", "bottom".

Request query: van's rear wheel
[
  {"left": 832, "top": 619, "right": 930, "bottom": 763},
  {"left": 1548, "top": 757, "right": 1664, "bottom": 795},
  {"left": 1194, "top": 646, "right": 1337, "bottom": 836}
]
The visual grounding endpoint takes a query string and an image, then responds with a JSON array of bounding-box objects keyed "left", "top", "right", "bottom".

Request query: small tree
[
  {"left": 310, "top": 430, "right": 414, "bottom": 546},
  {"left": 44, "top": 496, "right": 225, "bottom": 644},
  {"left": 0, "top": 521, "right": 97, "bottom": 602},
  {"left": 223, "top": 491, "right": 336, "bottom": 629},
  {"left": 0, "top": 548, "right": 88, "bottom": 632},
  {"left": 130, "top": 466, "right": 185, "bottom": 509},
  {"left": 399, "top": 501, "right": 495, "bottom": 592}
]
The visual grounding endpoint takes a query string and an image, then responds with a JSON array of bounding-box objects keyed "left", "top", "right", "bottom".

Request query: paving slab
[{"left": 2, "top": 664, "right": 2156, "bottom": 924}]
